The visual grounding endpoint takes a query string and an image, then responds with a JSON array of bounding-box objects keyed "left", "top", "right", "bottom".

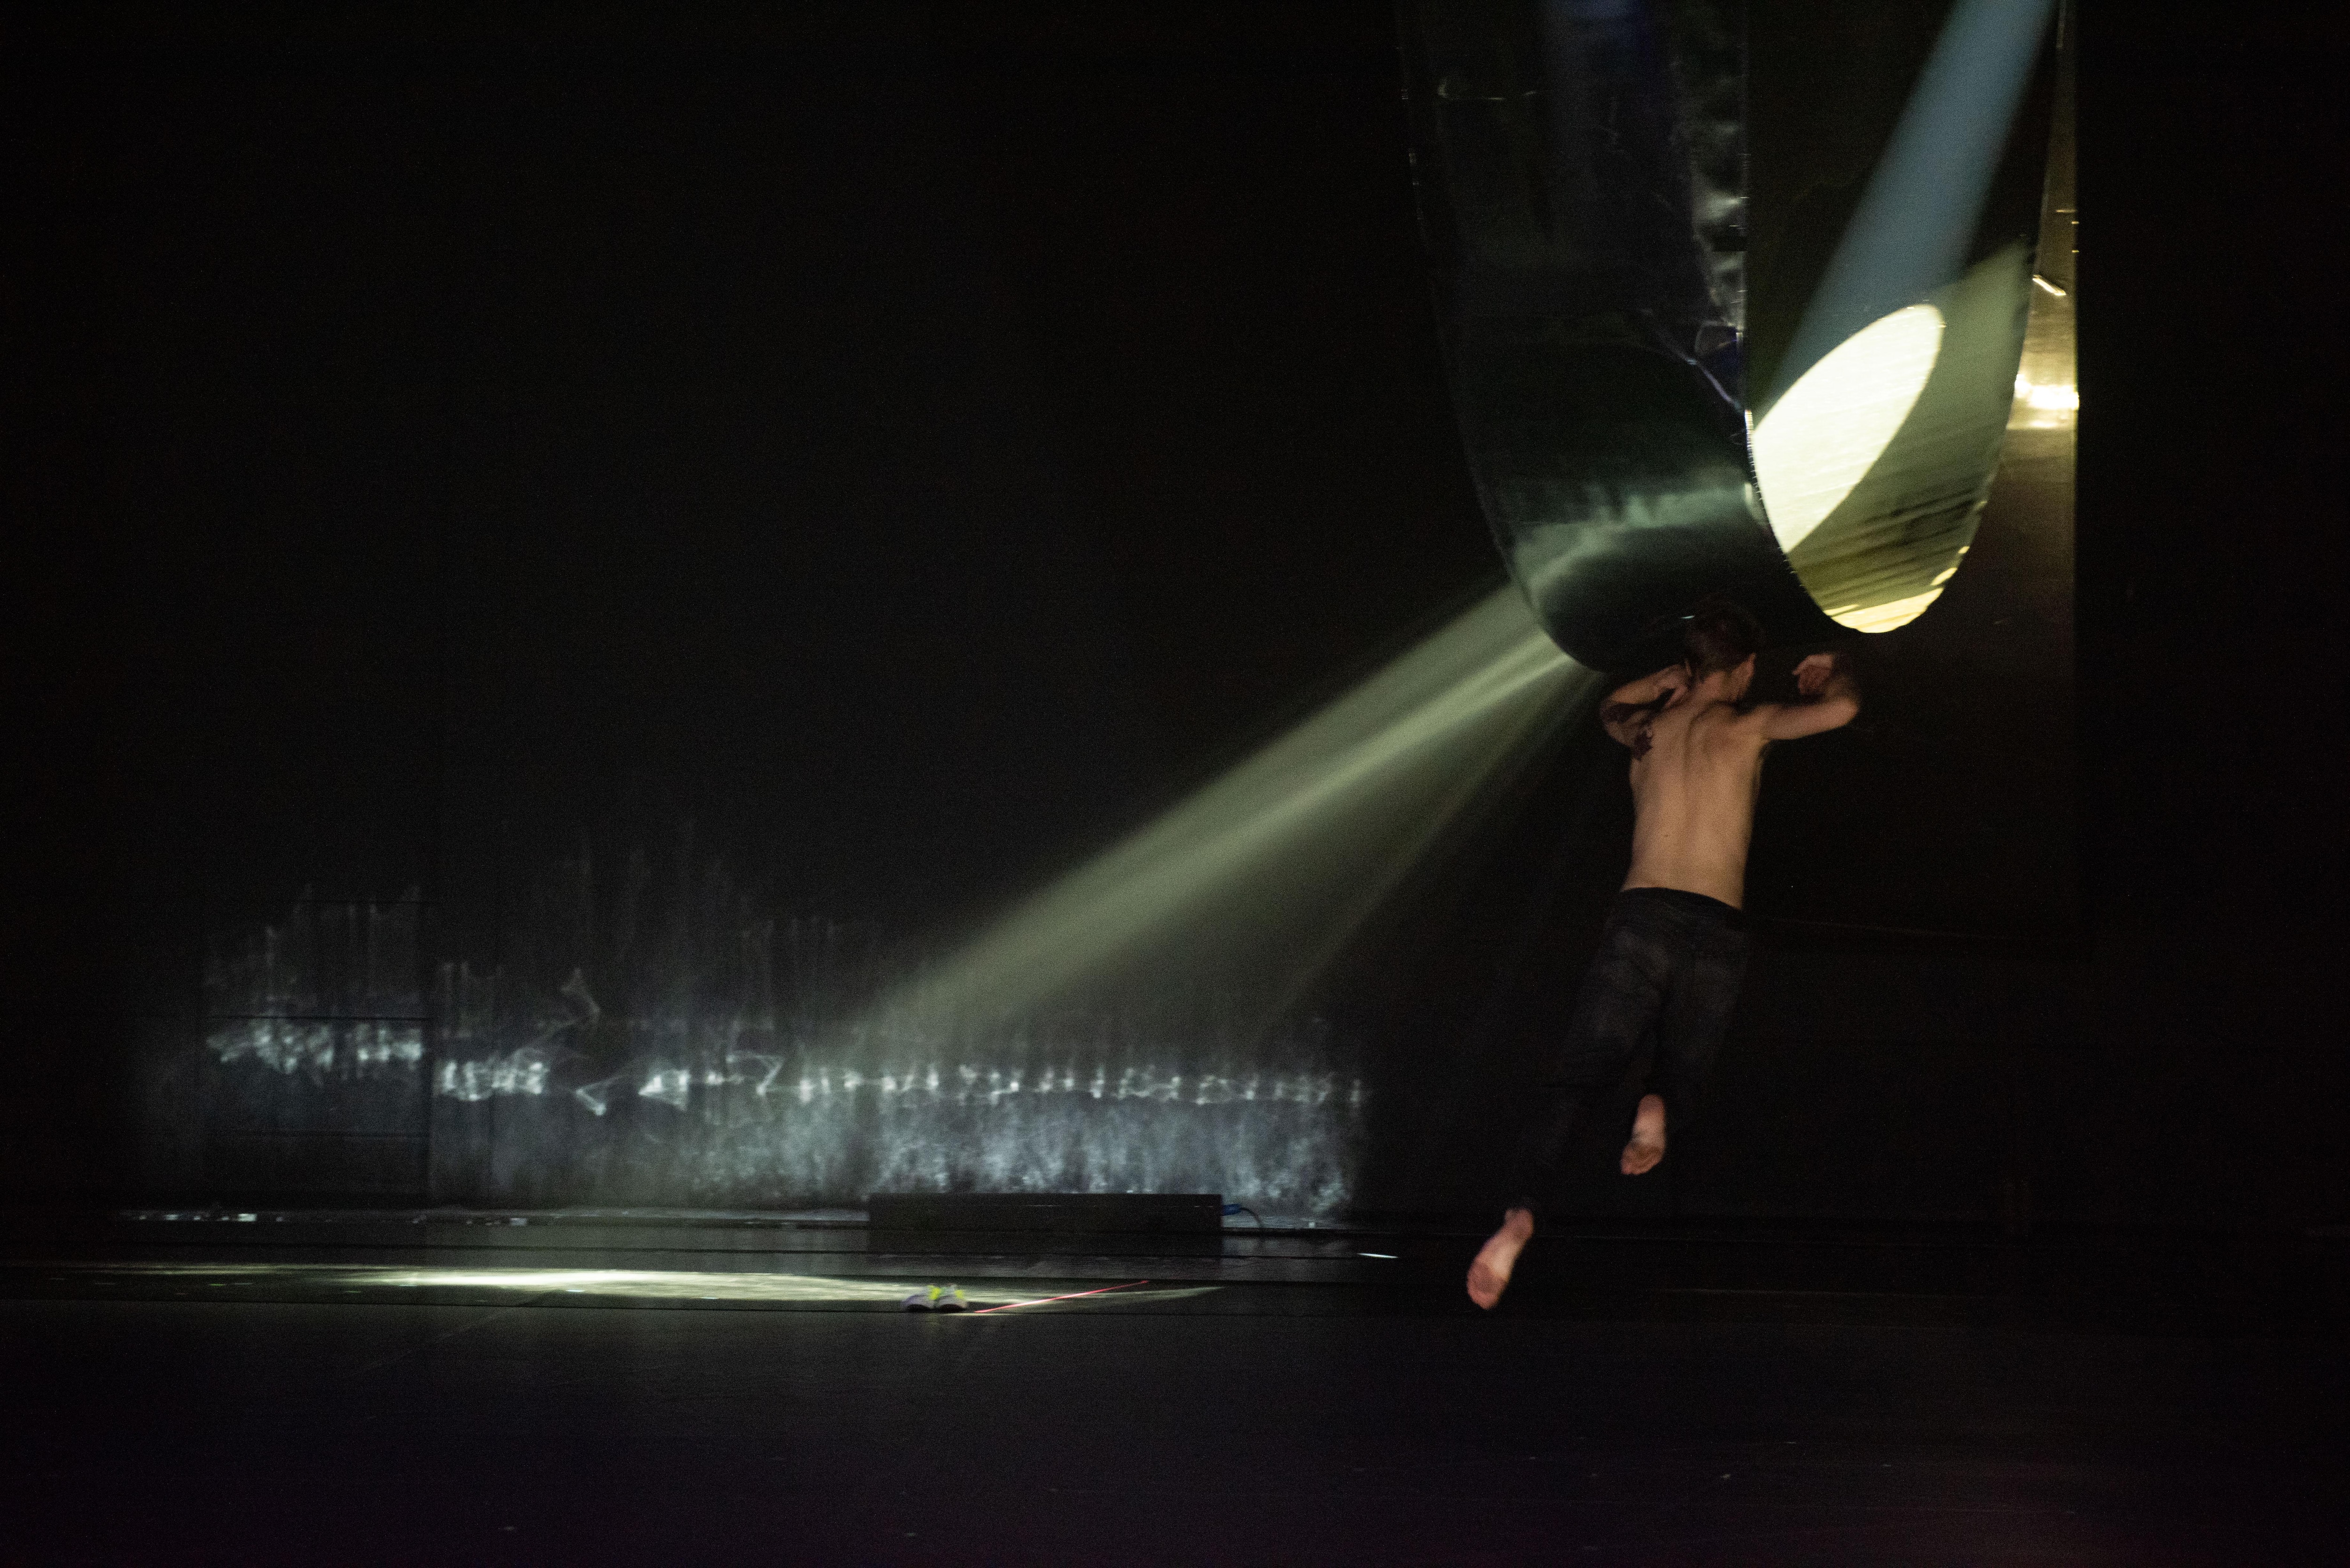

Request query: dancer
[{"left": 1467, "top": 598, "right": 1859, "bottom": 1309}]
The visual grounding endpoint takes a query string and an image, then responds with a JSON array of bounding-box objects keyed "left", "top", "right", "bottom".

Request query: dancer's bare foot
[
  {"left": 1620, "top": 1093, "right": 1667, "bottom": 1175},
  {"left": 1467, "top": 1208, "right": 1534, "bottom": 1310}
]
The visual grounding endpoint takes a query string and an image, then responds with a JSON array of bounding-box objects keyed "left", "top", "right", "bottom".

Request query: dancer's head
[{"left": 1679, "top": 595, "right": 1763, "bottom": 700}]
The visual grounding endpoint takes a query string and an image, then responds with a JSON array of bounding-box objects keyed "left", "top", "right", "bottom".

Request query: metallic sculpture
[{"left": 1400, "top": 0, "right": 2064, "bottom": 671}]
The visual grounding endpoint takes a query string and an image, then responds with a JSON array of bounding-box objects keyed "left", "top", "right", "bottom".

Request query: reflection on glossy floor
[{"left": 6, "top": 1216, "right": 2347, "bottom": 1566}]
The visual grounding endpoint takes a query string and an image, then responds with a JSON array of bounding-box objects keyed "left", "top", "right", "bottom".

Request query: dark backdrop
[{"left": 5, "top": 4, "right": 2345, "bottom": 1229}]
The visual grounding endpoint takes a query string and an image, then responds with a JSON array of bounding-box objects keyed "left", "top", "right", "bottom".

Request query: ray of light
[
  {"left": 1763, "top": 0, "right": 2060, "bottom": 412},
  {"left": 872, "top": 581, "right": 1597, "bottom": 1030}
]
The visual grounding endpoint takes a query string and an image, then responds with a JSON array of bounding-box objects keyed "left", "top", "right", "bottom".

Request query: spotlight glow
[
  {"left": 1766, "top": 0, "right": 2060, "bottom": 401},
  {"left": 1753, "top": 304, "right": 1946, "bottom": 554},
  {"left": 1771, "top": 246, "right": 2037, "bottom": 634},
  {"left": 1750, "top": 0, "right": 2059, "bottom": 635},
  {"left": 2013, "top": 374, "right": 2078, "bottom": 416},
  {"left": 876, "top": 582, "right": 1595, "bottom": 1029}
]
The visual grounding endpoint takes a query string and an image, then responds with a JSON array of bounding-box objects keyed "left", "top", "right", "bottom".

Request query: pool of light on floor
[{"left": 31, "top": 1262, "right": 1218, "bottom": 1309}]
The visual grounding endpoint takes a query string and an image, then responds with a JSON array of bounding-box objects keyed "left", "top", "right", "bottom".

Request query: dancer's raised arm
[
  {"left": 1598, "top": 666, "right": 1689, "bottom": 747},
  {"left": 1748, "top": 652, "right": 1860, "bottom": 741}
]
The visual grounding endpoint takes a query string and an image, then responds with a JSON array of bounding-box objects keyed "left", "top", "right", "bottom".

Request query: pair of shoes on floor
[{"left": 901, "top": 1284, "right": 971, "bottom": 1313}]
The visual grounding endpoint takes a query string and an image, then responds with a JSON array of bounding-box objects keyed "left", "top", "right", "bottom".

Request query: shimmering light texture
[
  {"left": 435, "top": 1037, "right": 1365, "bottom": 1213},
  {"left": 200, "top": 896, "right": 431, "bottom": 1157},
  {"left": 200, "top": 890, "right": 1371, "bottom": 1211},
  {"left": 877, "top": 582, "right": 1594, "bottom": 1029},
  {"left": 1752, "top": 304, "right": 1946, "bottom": 554},
  {"left": 208, "top": 1019, "right": 426, "bottom": 1075}
]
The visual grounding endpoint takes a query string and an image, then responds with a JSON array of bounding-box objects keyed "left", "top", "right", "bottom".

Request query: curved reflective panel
[{"left": 1402, "top": 0, "right": 2060, "bottom": 668}]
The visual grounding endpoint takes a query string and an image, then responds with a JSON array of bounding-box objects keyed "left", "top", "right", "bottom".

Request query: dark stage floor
[{"left": 6, "top": 1212, "right": 2347, "bottom": 1565}]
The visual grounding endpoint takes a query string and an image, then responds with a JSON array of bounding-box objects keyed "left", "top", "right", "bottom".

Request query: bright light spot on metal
[
  {"left": 1828, "top": 588, "right": 1946, "bottom": 635},
  {"left": 1770, "top": 245, "right": 2036, "bottom": 635},
  {"left": 1743, "top": 0, "right": 2057, "bottom": 639},
  {"left": 2013, "top": 375, "right": 2078, "bottom": 413},
  {"left": 1753, "top": 304, "right": 1947, "bottom": 555}
]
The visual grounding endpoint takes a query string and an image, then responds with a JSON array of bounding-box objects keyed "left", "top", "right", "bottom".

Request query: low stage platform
[{"left": 5, "top": 1208, "right": 2346, "bottom": 1564}]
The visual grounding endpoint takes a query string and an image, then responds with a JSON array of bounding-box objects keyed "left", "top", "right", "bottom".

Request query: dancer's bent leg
[
  {"left": 1631, "top": 910, "right": 1748, "bottom": 1175},
  {"left": 1469, "top": 903, "right": 1667, "bottom": 1309}
]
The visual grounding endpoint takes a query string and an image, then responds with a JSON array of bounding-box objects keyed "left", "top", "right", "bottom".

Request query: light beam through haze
[{"left": 872, "top": 581, "right": 1598, "bottom": 1034}]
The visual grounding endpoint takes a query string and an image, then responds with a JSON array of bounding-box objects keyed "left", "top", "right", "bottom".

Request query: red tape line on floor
[{"left": 968, "top": 1280, "right": 1150, "bottom": 1315}]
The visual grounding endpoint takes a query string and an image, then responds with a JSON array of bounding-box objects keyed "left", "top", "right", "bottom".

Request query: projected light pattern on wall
[
  {"left": 429, "top": 1033, "right": 1359, "bottom": 1211},
  {"left": 211, "top": 1020, "right": 424, "bottom": 1074},
  {"left": 202, "top": 895, "right": 1361, "bottom": 1212}
]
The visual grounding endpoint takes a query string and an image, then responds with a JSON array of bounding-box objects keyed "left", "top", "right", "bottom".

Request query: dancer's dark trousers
[{"left": 1507, "top": 886, "right": 1749, "bottom": 1218}]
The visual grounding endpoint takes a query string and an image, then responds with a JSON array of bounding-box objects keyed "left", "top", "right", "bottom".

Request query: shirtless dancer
[{"left": 1467, "top": 597, "right": 1859, "bottom": 1309}]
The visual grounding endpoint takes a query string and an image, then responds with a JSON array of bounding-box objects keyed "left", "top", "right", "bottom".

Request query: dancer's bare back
[{"left": 1600, "top": 652, "right": 1860, "bottom": 909}]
